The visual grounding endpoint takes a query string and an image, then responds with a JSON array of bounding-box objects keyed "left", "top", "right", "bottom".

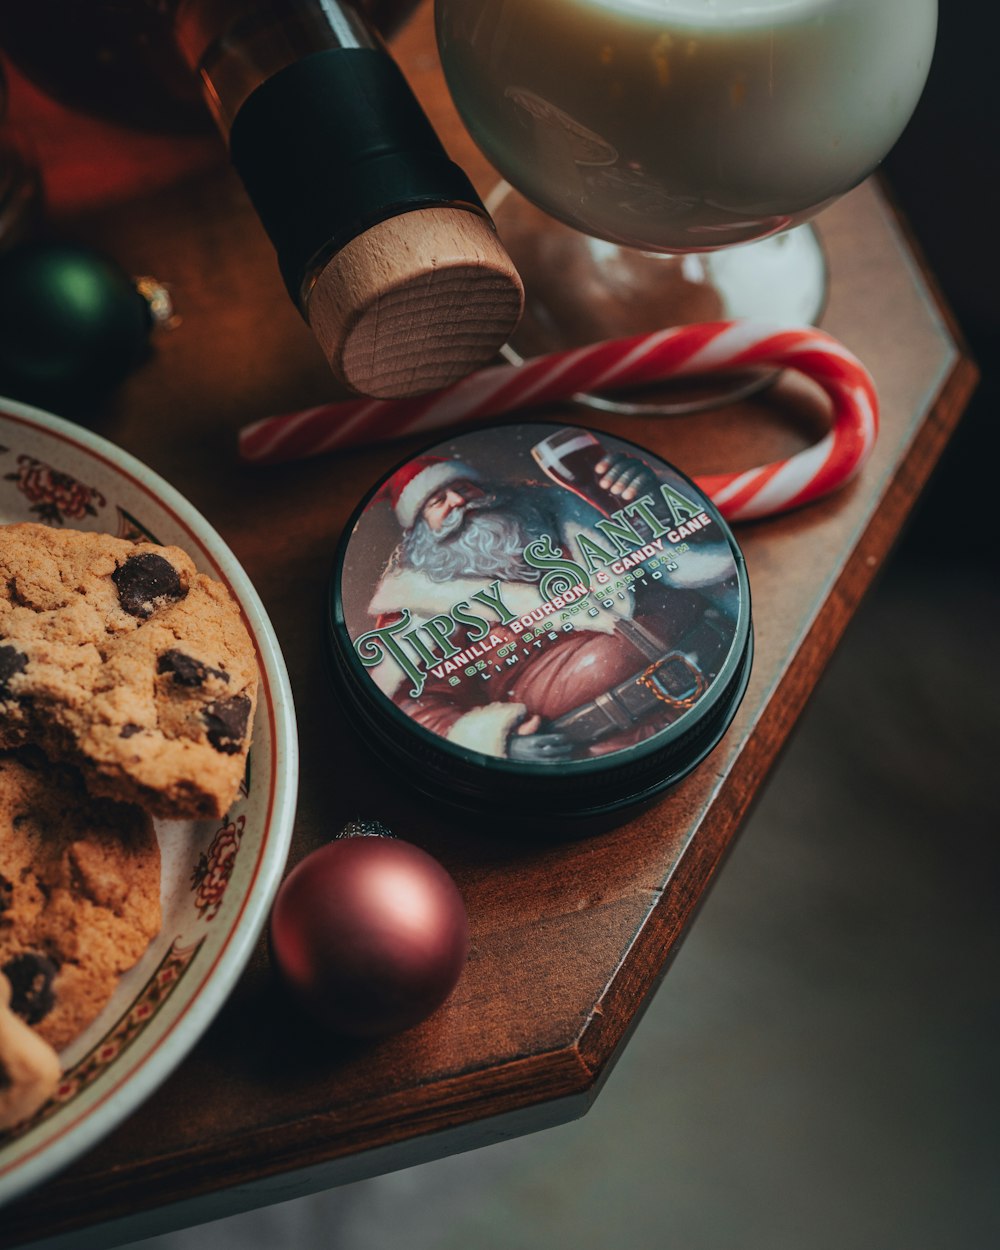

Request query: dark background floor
[{"left": 120, "top": 2, "right": 1000, "bottom": 1246}]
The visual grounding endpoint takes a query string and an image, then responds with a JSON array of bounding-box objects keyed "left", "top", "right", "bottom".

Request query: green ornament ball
[{"left": 0, "top": 240, "right": 155, "bottom": 410}]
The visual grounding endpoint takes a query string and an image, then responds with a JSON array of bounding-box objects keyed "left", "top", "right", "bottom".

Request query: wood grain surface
[
  {"left": 0, "top": 4, "right": 977, "bottom": 1245},
  {"left": 307, "top": 205, "right": 524, "bottom": 397}
]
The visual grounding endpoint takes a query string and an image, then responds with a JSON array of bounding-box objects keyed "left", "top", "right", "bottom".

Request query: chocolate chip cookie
[
  {"left": 0, "top": 749, "right": 161, "bottom": 1051},
  {"left": 0, "top": 523, "right": 257, "bottom": 819}
]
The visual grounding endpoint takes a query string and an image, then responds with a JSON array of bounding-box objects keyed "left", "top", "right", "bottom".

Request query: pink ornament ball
[{"left": 270, "top": 833, "right": 470, "bottom": 1038}]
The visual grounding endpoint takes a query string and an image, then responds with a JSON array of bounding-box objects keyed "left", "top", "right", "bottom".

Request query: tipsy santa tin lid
[{"left": 326, "top": 423, "right": 752, "bottom": 823}]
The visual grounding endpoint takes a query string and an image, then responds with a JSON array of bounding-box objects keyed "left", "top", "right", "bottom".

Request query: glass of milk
[{"left": 436, "top": 0, "right": 937, "bottom": 403}]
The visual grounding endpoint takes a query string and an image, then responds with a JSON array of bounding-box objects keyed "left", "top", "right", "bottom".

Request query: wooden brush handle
[{"left": 306, "top": 207, "right": 524, "bottom": 399}]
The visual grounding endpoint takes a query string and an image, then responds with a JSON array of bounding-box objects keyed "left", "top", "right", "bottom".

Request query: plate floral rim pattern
[{"left": 0, "top": 399, "right": 298, "bottom": 1207}]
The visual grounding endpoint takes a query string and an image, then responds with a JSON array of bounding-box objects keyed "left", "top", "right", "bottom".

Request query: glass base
[{"left": 487, "top": 181, "right": 828, "bottom": 415}]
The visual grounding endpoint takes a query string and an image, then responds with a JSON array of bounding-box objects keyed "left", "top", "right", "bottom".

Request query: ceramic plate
[{"left": 0, "top": 399, "right": 298, "bottom": 1206}]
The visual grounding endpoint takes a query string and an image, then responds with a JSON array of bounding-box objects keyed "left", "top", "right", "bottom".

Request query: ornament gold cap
[
  {"left": 134, "top": 276, "right": 176, "bottom": 328},
  {"left": 338, "top": 818, "right": 393, "bottom": 839}
]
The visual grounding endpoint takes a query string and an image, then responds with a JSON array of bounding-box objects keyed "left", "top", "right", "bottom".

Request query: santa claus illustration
[{"left": 362, "top": 434, "right": 739, "bottom": 762}]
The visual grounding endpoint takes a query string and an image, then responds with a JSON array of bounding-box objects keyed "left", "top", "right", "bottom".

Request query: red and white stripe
[{"left": 238, "top": 321, "right": 879, "bottom": 522}]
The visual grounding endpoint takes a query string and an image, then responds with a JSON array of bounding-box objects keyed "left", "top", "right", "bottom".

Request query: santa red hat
[{"left": 382, "top": 455, "right": 481, "bottom": 530}]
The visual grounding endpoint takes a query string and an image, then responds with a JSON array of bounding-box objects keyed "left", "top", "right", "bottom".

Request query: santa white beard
[{"left": 401, "top": 489, "right": 556, "bottom": 585}]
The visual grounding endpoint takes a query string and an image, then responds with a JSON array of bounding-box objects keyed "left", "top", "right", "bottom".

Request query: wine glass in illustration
[{"left": 435, "top": 0, "right": 937, "bottom": 410}]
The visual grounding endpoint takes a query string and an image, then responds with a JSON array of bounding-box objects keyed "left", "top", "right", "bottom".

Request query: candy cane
[{"left": 238, "top": 320, "right": 878, "bottom": 522}]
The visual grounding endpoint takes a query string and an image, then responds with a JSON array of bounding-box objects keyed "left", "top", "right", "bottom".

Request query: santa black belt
[{"left": 545, "top": 614, "right": 731, "bottom": 745}]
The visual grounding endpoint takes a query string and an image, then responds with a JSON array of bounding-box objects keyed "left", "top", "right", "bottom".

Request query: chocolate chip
[
  {"left": 0, "top": 644, "right": 27, "bottom": 696},
  {"left": 203, "top": 694, "right": 251, "bottom": 754},
  {"left": 119, "top": 723, "right": 143, "bottom": 739},
  {"left": 157, "top": 650, "right": 229, "bottom": 688},
  {"left": 111, "top": 553, "right": 187, "bottom": 618},
  {"left": 0, "top": 873, "right": 11, "bottom": 915},
  {"left": 0, "top": 1058, "right": 11, "bottom": 1091},
  {"left": 2, "top": 952, "right": 58, "bottom": 1026},
  {"left": 6, "top": 576, "right": 29, "bottom": 607}
]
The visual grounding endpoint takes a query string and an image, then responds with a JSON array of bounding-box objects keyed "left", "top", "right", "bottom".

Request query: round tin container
[{"left": 326, "top": 423, "right": 752, "bottom": 824}]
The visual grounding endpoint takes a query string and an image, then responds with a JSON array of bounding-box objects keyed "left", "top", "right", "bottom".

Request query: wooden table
[{"left": 0, "top": 7, "right": 976, "bottom": 1247}]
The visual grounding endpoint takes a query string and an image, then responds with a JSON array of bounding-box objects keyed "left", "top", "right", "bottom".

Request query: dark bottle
[{"left": 174, "top": 0, "right": 523, "bottom": 398}]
